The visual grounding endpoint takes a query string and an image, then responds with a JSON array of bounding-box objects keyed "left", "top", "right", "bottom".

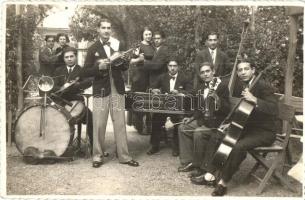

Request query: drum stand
[{"left": 82, "top": 93, "right": 92, "bottom": 158}]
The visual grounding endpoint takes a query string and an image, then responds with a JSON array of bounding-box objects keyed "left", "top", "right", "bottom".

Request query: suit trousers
[
  {"left": 92, "top": 79, "right": 131, "bottom": 163},
  {"left": 220, "top": 128, "right": 276, "bottom": 182},
  {"left": 150, "top": 113, "right": 179, "bottom": 152},
  {"left": 178, "top": 120, "right": 214, "bottom": 167}
]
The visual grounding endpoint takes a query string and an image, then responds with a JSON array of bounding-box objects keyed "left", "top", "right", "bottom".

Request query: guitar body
[{"left": 212, "top": 100, "right": 255, "bottom": 168}]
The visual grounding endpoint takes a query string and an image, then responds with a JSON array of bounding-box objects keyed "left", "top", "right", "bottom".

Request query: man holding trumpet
[{"left": 177, "top": 62, "right": 230, "bottom": 182}]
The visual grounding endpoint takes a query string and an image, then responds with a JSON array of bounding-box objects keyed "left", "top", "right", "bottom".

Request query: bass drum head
[{"left": 14, "top": 105, "right": 72, "bottom": 157}]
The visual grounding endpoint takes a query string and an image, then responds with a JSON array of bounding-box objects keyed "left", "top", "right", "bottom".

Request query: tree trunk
[{"left": 16, "top": 5, "right": 23, "bottom": 112}]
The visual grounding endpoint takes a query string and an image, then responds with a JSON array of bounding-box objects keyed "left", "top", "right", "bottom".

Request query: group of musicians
[{"left": 38, "top": 18, "right": 278, "bottom": 196}]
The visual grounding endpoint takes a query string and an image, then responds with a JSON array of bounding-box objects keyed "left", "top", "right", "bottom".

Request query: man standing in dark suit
[
  {"left": 144, "top": 31, "right": 169, "bottom": 88},
  {"left": 80, "top": 18, "right": 139, "bottom": 168},
  {"left": 177, "top": 62, "right": 230, "bottom": 174},
  {"left": 53, "top": 47, "right": 93, "bottom": 147},
  {"left": 208, "top": 59, "right": 278, "bottom": 196},
  {"left": 39, "top": 35, "right": 62, "bottom": 76},
  {"left": 147, "top": 59, "right": 192, "bottom": 156},
  {"left": 194, "top": 32, "right": 230, "bottom": 87}
]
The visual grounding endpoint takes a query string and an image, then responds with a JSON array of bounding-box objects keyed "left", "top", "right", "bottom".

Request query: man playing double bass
[{"left": 208, "top": 57, "right": 278, "bottom": 196}]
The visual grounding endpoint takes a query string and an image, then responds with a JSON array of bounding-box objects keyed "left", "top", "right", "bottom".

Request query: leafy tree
[{"left": 70, "top": 6, "right": 302, "bottom": 97}]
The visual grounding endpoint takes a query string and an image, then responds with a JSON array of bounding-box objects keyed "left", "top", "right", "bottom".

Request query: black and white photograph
[{"left": 1, "top": 1, "right": 304, "bottom": 198}]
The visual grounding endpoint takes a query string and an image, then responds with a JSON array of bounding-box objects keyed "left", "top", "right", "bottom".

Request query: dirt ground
[{"left": 6, "top": 114, "right": 303, "bottom": 197}]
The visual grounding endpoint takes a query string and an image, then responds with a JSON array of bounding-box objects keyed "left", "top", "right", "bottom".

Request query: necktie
[
  {"left": 170, "top": 76, "right": 175, "bottom": 80},
  {"left": 68, "top": 67, "right": 72, "bottom": 74},
  {"left": 211, "top": 50, "right": 215, "bottom": 64}
]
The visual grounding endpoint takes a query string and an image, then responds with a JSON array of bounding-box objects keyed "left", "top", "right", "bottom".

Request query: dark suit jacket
[
  {"left": 194, "top": 47, "right": 229, "bottom": 76},
  {"left": 233, "top": 78, "right": 278, "bottom": 132},
  {"left": 39, "top": 46, "right": 58, "bottom": 76},
  {"left": 193, "top": 79, "right": 230, "bottom": 127},
  {"left": 151, "top": 72, "right": 192, "bottom": 94},
  {"left": 55, "top": 44, "right": 70, "bottom": 68},
  {"left": 143, "top": 45, "right": 169, "bottom": 87},
  {"left": 53, "top": 64, "right": 91, "bottom": 101},
  {"left": 80, "top": 39, "right": 128, "bottom": 97}
]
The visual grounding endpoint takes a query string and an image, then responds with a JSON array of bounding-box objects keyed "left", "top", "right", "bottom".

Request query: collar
[
  {"left": 100, "top": 38, "right": 110, "bottom": 46},
  {"left": 67, "top": 65, "right": 76, "bottom": 71},
  {"left": 169, "top": 73, "right": 178, "bottom": 79},
  {"left": 208, "top": 48, "right": 217, "bottom": 54}
]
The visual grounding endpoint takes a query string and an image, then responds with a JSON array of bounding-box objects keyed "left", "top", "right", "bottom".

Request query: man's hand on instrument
[
  {"left": 63, "top": 82, "right": 72, "bottom": 88},
  {"left": 242, "top": 88, "right": 257, "bottom": 104},
  {"left": 170, "top": 89, "right": 179, "bottom": 94},
  {"left": 182, "top": 117, "right": 193, "bottom": 124},
  {"left": 151, "top": 89, "right": 161, "bottom": 94},
  {"left": 121, "top": 51, "right": 129, "bottom": 61},
  {"left": 98, "top": 59, "right": 110, "bottom": 70}
]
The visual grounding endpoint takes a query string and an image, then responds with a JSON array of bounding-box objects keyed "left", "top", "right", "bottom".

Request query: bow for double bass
[{"left": 212, "top": 65, "right": 273, "bottom": 168}]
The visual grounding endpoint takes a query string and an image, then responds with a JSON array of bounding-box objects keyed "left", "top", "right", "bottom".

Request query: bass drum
[{"left": 14, "top": 104, "right": 73, "bottom": 157}]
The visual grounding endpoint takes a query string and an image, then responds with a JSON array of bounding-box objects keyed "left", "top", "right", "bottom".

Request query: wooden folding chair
[{"left": 246, "top": 103, "right": 298, "bottom": 194}]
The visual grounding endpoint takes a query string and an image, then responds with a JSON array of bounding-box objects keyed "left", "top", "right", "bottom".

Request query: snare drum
[
  {"left": 14, "top": 104, "right": 74, "bottom": 157},
  {"left": 64, "top": 100, "right": 86, "bottom": 124}
]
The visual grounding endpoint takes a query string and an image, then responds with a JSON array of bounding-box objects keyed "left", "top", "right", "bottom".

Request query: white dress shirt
[
  {"left": 208, "top": 48, "right": 217, "bottom": 65},
  {"left": 169, "top": 73, "right": 178, "bottom": 92}
]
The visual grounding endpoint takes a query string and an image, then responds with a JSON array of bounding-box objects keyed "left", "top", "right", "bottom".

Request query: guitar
[{"left": 212, "top": 64, "right": 273, "bottom": 168}]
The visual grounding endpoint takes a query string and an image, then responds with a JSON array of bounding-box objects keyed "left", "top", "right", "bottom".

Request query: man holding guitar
[
  {"left": 210, "top": 58, "right": 278, "bottom": 196},
  {"left": 177, "top": 62, "right": 230, "bottom": 175}
]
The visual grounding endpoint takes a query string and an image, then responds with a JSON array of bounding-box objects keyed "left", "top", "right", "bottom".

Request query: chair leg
[
  {"left": 245, "top": 152, "right": 267, "bottom": 183},
  {"left": 255, "top": 152, "right": 296, "bottom": 194}
]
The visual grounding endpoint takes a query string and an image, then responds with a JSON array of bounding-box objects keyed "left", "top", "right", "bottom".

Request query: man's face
[
  {"left": 143, "top": 30, "right": 152, "bottom": 43},
  {"left": 167, "top": 61, "right": 178, "bottom": 76},
  {"left": 237, "top": 62, "right": 255, "bottom": 82},
  {"left": 206, "top": 34, "right": 218, "bottom": 50},
  {"left": 63, "top": 51, "right": 76, "bottom": 67},
  {"left": 153, "top": 34, "right": 163, "bottom": 47},
  {"left": 58, "top": 36, "right": 67, "bottom": 46},
  {"left": 199, "top": 65, "right": 215, "bottom": 82},
  {"left": 46, "top": 37, "right": 55, "bottom": 49},
  {"left": 98, "top": 22, "right": 111, "bottom": 41}
]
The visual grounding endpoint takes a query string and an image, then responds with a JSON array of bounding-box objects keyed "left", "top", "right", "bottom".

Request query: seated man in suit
[
  {"left": 147, "top": 58, "right": 192, "bottom": 156},
  {"left": 177, "top": 62, "right": 230, "bottom": 173},
  {"left": 53, "top": 47, "right": 93, "bottom": 148},
  {"left": 208, "top": 57, "right": 278, "bottom": 196}
]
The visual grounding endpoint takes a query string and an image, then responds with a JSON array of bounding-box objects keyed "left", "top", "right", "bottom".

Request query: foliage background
[
  {"left": 70, "top": 5, "right": 303, "bottom": 96},
  {"left": 5, "top": 5, "right": 303, "bottom": 119}
]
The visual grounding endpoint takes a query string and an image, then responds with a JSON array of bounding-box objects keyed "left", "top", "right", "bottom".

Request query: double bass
[{"left": 212, "top": 65, "right": 273, "bottom": 168}]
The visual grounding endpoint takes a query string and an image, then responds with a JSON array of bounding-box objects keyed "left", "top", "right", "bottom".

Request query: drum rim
[{"left": 14, "top": 103, "right": 74, "bottom": 156}]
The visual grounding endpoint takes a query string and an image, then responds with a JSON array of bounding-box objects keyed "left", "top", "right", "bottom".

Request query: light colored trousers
[{"left": 92, "top": 81, "right": 131, "bottom": 163}]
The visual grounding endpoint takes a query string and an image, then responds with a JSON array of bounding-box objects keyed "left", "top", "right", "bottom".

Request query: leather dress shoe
[
  {"left": 178, "top": 163, "right": 194, "bottom": 172},
  {"left": 121, "top": 160, "right": 139, "bottom": 167},
  {"left": 92, "top": 161, "right": 103, "bottom": 168},
  {"left": 212, "top": 184, "right": 227, "bottom": 196},
  {"left": 191, "top": 175, "right": 216, "bottom": 186},
  {"left": 147, "top": 147, "right": 159, "bottom": 155}
]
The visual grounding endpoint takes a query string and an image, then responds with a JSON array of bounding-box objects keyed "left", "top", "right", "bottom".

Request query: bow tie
[
  {"left": 102, "top": 41, "right": 111, "bottom": 46},
  {"left": 170, "top": 76, "right": 176, "bottom": 80}
]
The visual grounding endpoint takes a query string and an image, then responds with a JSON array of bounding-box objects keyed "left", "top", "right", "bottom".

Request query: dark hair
[
  {"left": 167, "top": 59, "right": 179, "bottom": 66},
  {"left": 140, "top": 26, "right": 153, "bottom": 40},
  {"left": 98, "top": 18, "right": 112, "bottom": 27},
  {"left": 206, "top": 31, "right": 218, "bottom": 40},
  {"left": 62, "top": 47, "right": 77, "bottom": 57},
  {"left": 199, "top": 62, "right": 214, "bottom": 71},
  {"left": 56, "top": 33, "right": 70, "bottom": 43},
  {"left": 45, "top": 35, "right": 55, "bottom": 41},
  {"left": 237, "top": 52, "right": 255, "bottom": 69},
  {"left": 154, "top": 30, "right": 165, "bottom": 39}
]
